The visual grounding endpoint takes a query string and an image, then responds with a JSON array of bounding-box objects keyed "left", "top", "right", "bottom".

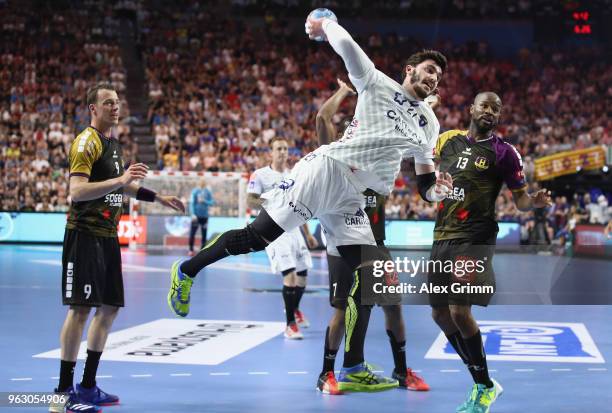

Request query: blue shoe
[
  {"left": 337, "top": 362, "right": 399, "bottom": 392},
  {"left": 75, "top": 383, "right": 119, "bottom": 406},
  {"left": 49, "top": 386, "right": 101, "bottom": 413},
  {"left": 167, "top": 259, "right": 193, "bottom": 317},
  {"left": 456, "top": 386, "right": 474, "bottom": 413}
]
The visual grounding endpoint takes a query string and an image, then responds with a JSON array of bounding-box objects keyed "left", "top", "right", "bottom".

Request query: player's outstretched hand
[
  {"left": 532, "top": 189, "right": 552, "bottom": 208},
  {"left": 305, "top": 15, "right": 326, "bottom": 41},
  {"left": 157, "top": 195, "right": 186, "bottom": 213},
  {"left": 121, "top": 163, "right": 149, "bottom": 185},
  {"left": 337, "top": 78, "right": 356, "bottom": 95}
]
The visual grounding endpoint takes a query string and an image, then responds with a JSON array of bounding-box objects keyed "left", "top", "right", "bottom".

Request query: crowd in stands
[
  {"left": 0, "top": 2, "right": 133, "bottom": 212},
  {"left": 230, "top": 0, "right": 560, "bottom": 19},
  {"left": 1, "top": 1, "right": 610, "bottom": 247}
]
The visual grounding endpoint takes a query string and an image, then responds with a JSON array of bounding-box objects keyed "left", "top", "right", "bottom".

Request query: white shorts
[
  {"left": 261, "top": 153, "right": 376, "bottom": 250},
  {"left": 265, "top": 228, "right": 312, "bottom": 274},
  {"left": 324, "top": 228, "right": 341, "bottom": 257}
]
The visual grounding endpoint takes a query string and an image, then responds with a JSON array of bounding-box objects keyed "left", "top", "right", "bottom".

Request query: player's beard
[
  {"left": 476, "top": 116, "right": 498, "bottom": 132},
  {"left": 410, "top": 72, "right": 429, "bottom": 99}
]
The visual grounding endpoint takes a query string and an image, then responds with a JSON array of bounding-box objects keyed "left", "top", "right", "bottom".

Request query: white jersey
[
  {"left": 247, "top": 166, "right": 291, "bottom": 196},
  {"left": 248, "top": 165, "right": 312, "bottom": 274},
  {"left": 314, "top": 69, "right": 439, "bottom": 196}
]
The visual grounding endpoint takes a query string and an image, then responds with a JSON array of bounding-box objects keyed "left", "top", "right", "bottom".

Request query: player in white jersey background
[
  {"left": 247, "top": 137, "right": 318, "bottom": 340},
  {"left": 168, "top": 10, "right": 452, "bottom": 393}
]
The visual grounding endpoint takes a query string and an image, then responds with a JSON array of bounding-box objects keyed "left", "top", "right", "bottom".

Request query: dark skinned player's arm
[{"left": 316, "top": 79, "right": 355, "bottom": 145}]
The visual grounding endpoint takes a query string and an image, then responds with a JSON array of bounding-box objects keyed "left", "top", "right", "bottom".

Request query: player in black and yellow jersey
[
  {"left": 428, "top": 92, "right": 551, "bottom": 413},
  {"left": 314, "top": 78, "right": 429, "bottom": 394},
  {"left": 50, "top": 83, "right": 184, "bottom": 413}
]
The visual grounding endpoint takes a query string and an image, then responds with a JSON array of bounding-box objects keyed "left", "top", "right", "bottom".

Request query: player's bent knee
[
  {"left": 449, "top": 306, "right": 473, "bottom": 326},
  {"left": 250, "top": 208, "right": 284, "bottom": 243},
  {"left": 225, "top": 225, "right": 268, "bottom": 255}
]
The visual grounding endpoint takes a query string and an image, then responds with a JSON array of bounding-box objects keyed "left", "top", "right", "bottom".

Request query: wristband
[
  {"left": 426, "top": 184, "right": 450, "bottom": 202},
  {"left": 136, "top": 187, "right": 157, "bottom": 202}
]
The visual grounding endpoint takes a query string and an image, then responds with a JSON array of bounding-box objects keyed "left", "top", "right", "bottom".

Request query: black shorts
[
  {"left": 327, "top": 253, "right": 353, "bottom": 309},
  {"left": 62, "top": 228, "right": 124, "bottom": 307},
  {"left": 427, "top": 238, "right": 496, "bottom": 307},
  {"left": 327, "top": 241, "right": 399, "bottom": 308}
]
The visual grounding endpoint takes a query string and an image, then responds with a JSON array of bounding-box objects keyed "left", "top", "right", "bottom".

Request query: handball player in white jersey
[
  {"left": 168, "top": 10, "right": 452, "bottom": 392},
  {"left": 247, "top": 137, "right": 318, "bottom": 339}
]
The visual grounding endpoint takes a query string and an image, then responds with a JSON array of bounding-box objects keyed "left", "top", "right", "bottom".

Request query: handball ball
[{"left": 308, "top": 8, "right": 338, "bottom": 42}]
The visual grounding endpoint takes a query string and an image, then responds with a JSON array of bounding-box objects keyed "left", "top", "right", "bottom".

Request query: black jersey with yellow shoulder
[
  {"left": 433, "top": 130, "right": 526, "bottom": 241},
  {"left": 364, "top": 189, "right": 386, "bottom": 242},
  {"left": 66, "top": 127, "right": 125, "bottom": 237}
]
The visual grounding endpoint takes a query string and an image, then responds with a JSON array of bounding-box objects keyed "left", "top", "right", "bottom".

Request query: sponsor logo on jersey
[
  {"left": 393, "top": 92, "right": 409, "bottom": 106},
  {"left": 365, "top": 195, "right": 377, "bottom": 208},
  {"left": 386, "top": 110, "right": 421, "bottom": 144},
  {"left": 288, "top": 200, "right": 312, "bottom": 221},
  {"left": 391, "top": 92, "right": 425, "bottom": 125},
  {"left": 104, "top": 193, "right": 123, "bottom": 207},
  {"left": 113, "top": 150, "right": 118, "bottom": 158},
  {"left": 279, "top": 179, "right": 295, "bottom": 190},
  {"left": 418, "top": 114, "right": 428, "bottom": 127},
  {"left": 344, "top": 209, "right": 369, "bottom": 227},
  {"left": 447, "top": 187, "right": 465, "bottom": 201},
  {"left": 462, "top": 147, "right": 473, "bottom": 155},
  {"left": 474, "top": 156, "right": 490, "bottom": 171},
  {"left": 303, "top": 153, "right": 318, "bottom": 162}
]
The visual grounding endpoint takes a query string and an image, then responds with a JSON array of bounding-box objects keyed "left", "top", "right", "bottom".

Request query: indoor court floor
[{"left": 1, "top": 244, "right": 610, "bottom": 412}]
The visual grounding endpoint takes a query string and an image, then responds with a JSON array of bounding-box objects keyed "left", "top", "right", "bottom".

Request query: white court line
[
  {"left": 51, "top": 376, "right": 59, "bottom": 380},
  {"left": 248, "top": 372, "right": 269, "bottom": 375},
  {"left": 210, "top": 373, "right": 230, "bottom": 376},
  {"left": 288, "top": 371, "right": 308, "bottom": 375},
  {"left": 551, "top": 368, "right": 572, "bottom": 372},
  {"left": 130, "top": 374, "right": 152, "bottom": 378},
  {"left": 96, "top": 375, "right": 113, "bottom": 378},
  {"left": 514, "top": 369, "right": 535, "bottom": 372},
  {"left": 11, "top": 378, "right": 32, "bottom": 381},
  {"left": 412, "top": 370, "right": 422, "bottom": 373},
  {"left": 489, "top": 369, "right": 497, "bottom": 373},
  {"left": 440, "top": 370, "right": 460, "bottom": 373},
  {"left": 170, "top": 373, "right": 192, "bottom": 377},
  {"left": 588, "top": 368, "right": 608, "bottom": 371}
]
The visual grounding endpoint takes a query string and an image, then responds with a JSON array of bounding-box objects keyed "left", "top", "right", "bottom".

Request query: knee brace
[{"left": 225, "top": 224, "right": 268, "bottom": 255}]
